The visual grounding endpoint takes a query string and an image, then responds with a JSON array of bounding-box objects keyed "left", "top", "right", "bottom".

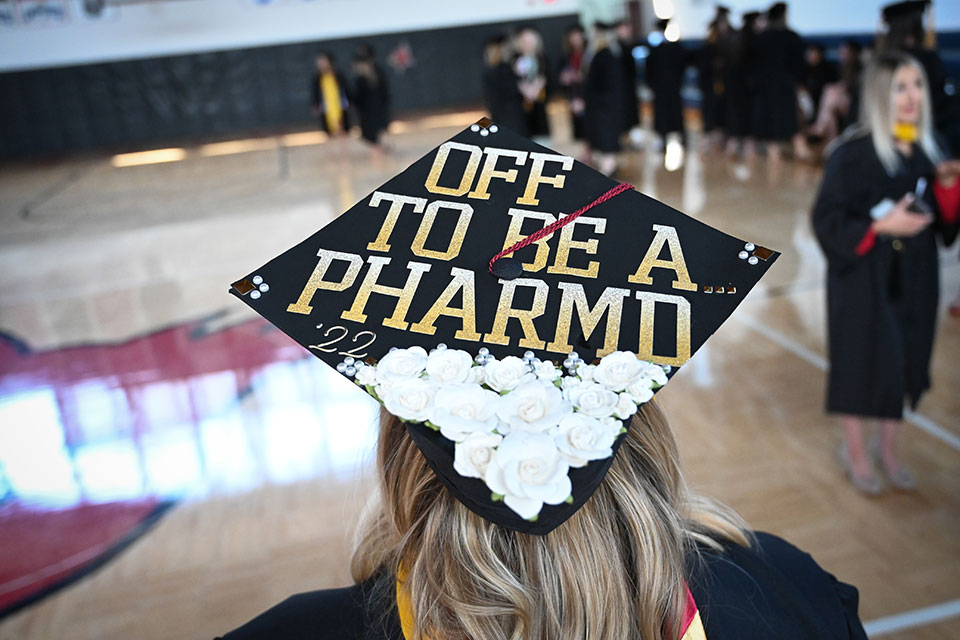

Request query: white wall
[
  {"left": 0, "top": 0, "right": 580, "bottom": 72},
  {"left": 652, "top": 0, "right": 960, "bottom": 41}
]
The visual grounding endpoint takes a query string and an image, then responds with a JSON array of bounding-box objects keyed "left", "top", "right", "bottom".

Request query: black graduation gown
[
  {"left": 353, "top": 68, "right": 390, "bottom": 144},
  {"left": 803, "top": 60, "right": 838, "bottom": 124},
  {"left": 646, "top": 40, "right": 687, "bottom": 137},
  {"left": 697, "top": 41, "right": 722, "bottom": 132},
  {"left": 584, "top": 47, "right": 623, "bottom": 153},
  {"left": 217, "top": 532, "right": 867, "bottom": 639},
  {"left": 811, "top": 135, "right": 957, "bottom": 418},
  {"left": 483, "top": 62, "right": 527, "bottom": 136},
  {"left": 311, "top": 72, "right": 350, "bottom": 133},
  {"left": 752, "top": 27, "right": 804, "bottom": 141},
  {"left": 618, "top": 39, "right": 640, "bottom": 132}
]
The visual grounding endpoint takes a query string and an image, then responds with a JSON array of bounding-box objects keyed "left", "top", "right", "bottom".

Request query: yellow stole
[{"left": 893, "top": 122, "right": 918, "bottom": 143}]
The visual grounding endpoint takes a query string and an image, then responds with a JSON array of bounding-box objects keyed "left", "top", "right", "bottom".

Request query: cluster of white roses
[{"left": 349, "top": 345, "right": 668, "bottom": 521}]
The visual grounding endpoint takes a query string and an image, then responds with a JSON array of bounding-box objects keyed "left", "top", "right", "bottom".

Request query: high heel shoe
[
  {"left": 837, "top": 444, "right": 885, "bottom": 495},
  {"left": 869, "top": 439, "right": 917, "bottom": 491}
]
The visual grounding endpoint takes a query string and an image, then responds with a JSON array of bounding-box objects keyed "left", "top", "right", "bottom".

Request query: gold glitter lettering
[
  {"left": 634, "top": 291, "right": 691, "bottom": 366},
  {"left": 516, "top": 152, "right": 574, "bottom": 206},
  {"left": 545, "top": 283, "right": 629, "bottom": 356},
  {"left": 500, "top": 208, "right": 557, "bottom": 272},
  {"left": 483, "top": 277, "right": 549, "bottom": 349},
  {"left": 424, "top": 141, "right": 482, "bottom": 197},
  {"left": 286, "top": 249, "right": 363, "bottom": 315},
  {"left": 410, "top": 267, "right": 481, "bottom": 341},
  {"left": 547, "top": 214, "right": 605, "bottom": 278},
  {"left": 366, "top": 191, "right": 427, "bottom": 252},
  {"left": 628, "top": 224, "right": 698, "bottom": 291},
  {"left": 411, "top": 200, "right": 473, "bottom": 261},
  {"left": 341, "top": 257, "right": 432, "bottom": 330},
  {"left": 467, "top": 147, "right": 528, "bottom": 200}
]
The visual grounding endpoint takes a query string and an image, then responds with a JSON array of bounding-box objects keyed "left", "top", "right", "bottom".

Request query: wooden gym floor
[{"left": 0, "top": 109, "right": 957, "bottom": 639}]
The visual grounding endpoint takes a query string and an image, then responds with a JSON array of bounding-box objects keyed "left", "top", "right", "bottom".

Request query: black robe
[
  {"left": 483, "top": 61, "right": 527, "bottom": 136},
  {"left": 618, "top": 38, "right": 640, "bottom": 132},
  {"left": 584, "top": 47, "right": 623, "bottom": 153},
  {"left": 752, "top": 27, "right": 804, "bottom": 141},
  {"left": 812, "top": 135, "right": 957, "bottom": 418},
  {"left": 646, "top": 40, "right": 687, "bottom": 137},
  {"left": 218, "top": 532, "right": 867, "bottom": 639},
  {"left": 352, "top": 68, "right": 390, "bottom": 144}
]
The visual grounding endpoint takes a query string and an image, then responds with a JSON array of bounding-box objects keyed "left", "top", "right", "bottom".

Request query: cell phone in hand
[{"left": 908, "top": 178, "right": 933, "bottom": 214}]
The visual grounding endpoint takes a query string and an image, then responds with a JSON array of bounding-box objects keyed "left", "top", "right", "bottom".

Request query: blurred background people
[
  {"left": 722, "top": 10, "right": 760, "bottom": 157},
  {"left": 614, "top": 19, "right": 641, "bottom": 142},
  {"left": 645, "top": 18, "right": 687, "bottom": 148},
  {"left": 514, "top": 26, "right": 551, "bottom": 143},
  {"left": 351, "top": 44, "right": 391, "bottom": 161},
  {"left": 812, "top": 51, "right": 959, "bottom": 494},
  {"left": 482, "top": 34, "right": 526, "bottom": 135},
  {"left": 808, "top": 40, "right": 864, "bottom": 148},
  {"left": 311, "top": 51, "right": 350, "bottom": 155},
  {"left": 583, "top": 21, "right": 623, "bottom": 176},
  {"left": 753, "top": 2, "right": 810, "bottom": 160},
  {"left": 697, "top": 6, "right": 734, "bottom": 150},
  {"left": 800, "top": 44, "right": 838, "bottom": 131},
  {"left": 558, "top": 24, "right": 588, "bottom": 150}
]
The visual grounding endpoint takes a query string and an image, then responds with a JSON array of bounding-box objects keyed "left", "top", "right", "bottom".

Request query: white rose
[
  {"left": 564, "top": 381, "right": 619, "bottom": 418},
  {"left": 431, "top": 383, "right": 501, "bottom": 441},
  {"left": 375, "top": 346, "right": 428, "bottom": 392},
  {"left": 533, "top": 360, "right": 561, "bottom": 381},
  {"left": 382, "top": 377, "right": 437, "bottom": 422},
  {"left": 626, "top": 377, "right": 654, "bottom": 404},
  {"left": 483, "top": 356, "right": 534, "bottom": 392},
  {"left": 355, "top": 363, "right": 377, "bottom": 387},
  {"left": 425, "top": 348, "right": 474, "bottom": 384},
  {"left": 561, "top": 375, "right": 582, "bottom": 390},
  {"left": 453, "top": 432, "right": 503, "bottom": 479},
  {"left": 468, "top": 365, "right": 486, "bottom": 384},
  {"left": 484, "top": 431, "right": 572, "bottom": 520},
  {"left": 592, "top": 351, "right": 645, "bottom": 392},
  {"left": 496, "top": 380, "right": 572, "bottom": 434},
  {"left": 577, "top": 364, "right": 596, "bottom": 381},
  {"left": 551, "top": 413, "right": 620, "bottom": 467},
  {"left": 613, "top": 392, "right": 637, "bottom": 419},
  {"left": 640, "top": 361, "right": 669, "bottom": 388}
]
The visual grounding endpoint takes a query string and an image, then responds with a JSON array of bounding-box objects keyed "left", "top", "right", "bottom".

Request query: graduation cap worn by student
[{"left": 230, "top": 118, "right": 778, "bottom": 535}]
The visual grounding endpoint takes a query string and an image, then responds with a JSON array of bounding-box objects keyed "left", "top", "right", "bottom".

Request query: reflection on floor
[{"left": 0, "top": 112, "right": 958, "bottom": 639}]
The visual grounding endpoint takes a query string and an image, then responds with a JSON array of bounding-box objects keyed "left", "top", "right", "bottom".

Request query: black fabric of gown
[
  {"left": 618, "top": 39, "right": 640, "bottom": 133},
  {"left": 310, "top": 72, "right": 351, "bottom": 133},
  {"left": 812, "top": 135, "right": 958, "bottom": 418},
  {"left": 583, "top": 46, "right": 623, "bottom": 153},
  {"left": 752, "top": 27, "right": 804, "bottom": 141},
  {"left": 218, "top": 532, "right": 867, "bottom": 639},
  {"left": 352, "top": 69, "right": 390, "bottom": 144},
  {"left": 482, "top": 62, "right": 527, "bottom": 136},
  {"left": 646, "top": 40, "right": 688, "bottom": 137}
]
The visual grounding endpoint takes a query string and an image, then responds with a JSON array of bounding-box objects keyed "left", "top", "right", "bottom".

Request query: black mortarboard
[
  {"left": 882, "top": 0, "right": 929, "bottom": 22},
  {"left": 230, "top": 118, "right": 778, "bottom": 534},
  {"left": 767, "top": 2, "right": 787, "bottom": 20}
]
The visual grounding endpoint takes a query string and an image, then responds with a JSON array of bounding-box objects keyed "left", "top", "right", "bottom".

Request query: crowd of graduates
[{"left": 479, "top": 1, "right": 957, "bottom": 177}]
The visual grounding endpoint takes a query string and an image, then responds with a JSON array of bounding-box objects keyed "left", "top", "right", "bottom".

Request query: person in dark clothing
[
  {"left": 880, "top": 0, "right": 959, "bottom": 155},
  {"left": 311, "top": 51, "right": 350, "bottom": 156},
  {"left": 801, "top": 44, "right": 838, "bottom": 126},
  {"left": 811, "top": 52, "right": 959, "bottom": 495},
  {"left": 482, "top": 35, "right": 527, "bottom": 135},
  {"left": 614, "top": 20, "right": 640, "bottom": 136},
  {"left": 513, "top": 26, "right": 550, "bottom": 141},
  {"left": 557, "top": 25, "right": 588, "bottom": 144},
  {"left": 752, "top": 2, "right": 810, "bottom": 160},
  {"left": 809, "top": 40, "right": 864, "bottom": 147},
  {"left": 697, "top": 7, "right": 734, "bottom": 148},
  {"left": 583, "top": 22, "right": 623, "bottom": 175},
  {"left": 351, "top": 44, "right": 391, "bottom": 159},
  {"left": 645, "top": 19, "right": 687, "bottom": 144}
]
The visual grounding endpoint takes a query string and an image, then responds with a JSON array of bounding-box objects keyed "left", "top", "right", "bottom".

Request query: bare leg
[
  {"left": 839, "top": 415, "right": 885, "bottom": 493},
  {"left": 877, "top": 418, "right": 916, "bottom": 489},
  {"left": 792, "top": 133, "right": 811, "bottom": 161}
]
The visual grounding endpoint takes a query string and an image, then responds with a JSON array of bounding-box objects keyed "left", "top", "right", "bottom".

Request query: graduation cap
[
  {"left": 882, "top": 0, "right": 929, "bottom": 23},
  {"left": 767, "top": 2, "right": 788, "bottom": 21},
  {"left": 230, "top": 118, "right": 778, "bottom": 534}
]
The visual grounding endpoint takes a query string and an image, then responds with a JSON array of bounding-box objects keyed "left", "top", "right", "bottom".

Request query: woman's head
[
  {"left": 315, "top": 52, "right": 333, "bottom": 73},
  {"left": 352, "top": 402, "right": 750, "bottom": 640},
  {"left": 859, "top": 51, "right": 943, "bottom": 173}
]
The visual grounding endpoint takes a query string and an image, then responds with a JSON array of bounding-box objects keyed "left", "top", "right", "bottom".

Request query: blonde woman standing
[{"left": 812, "top": 52, "right": 960, "bottom": 494}]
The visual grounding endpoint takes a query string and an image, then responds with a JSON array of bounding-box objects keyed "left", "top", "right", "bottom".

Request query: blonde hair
[
  {"left": 858, "top": 51, "right": 944, "bottom": 175},
  {"left": 351, "top": 401, "right": 752, "bottom": 640}
]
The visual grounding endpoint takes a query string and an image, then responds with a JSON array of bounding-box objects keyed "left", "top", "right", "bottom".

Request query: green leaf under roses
[
  {"left": 564, "top": 495, "right": 574, "bottom": 504},
  {"left": 491, "top": 493, "right": 505, "bottom": 502},
  {"left": 425, "top": 421, "right": 441, "bottom": 431}
]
